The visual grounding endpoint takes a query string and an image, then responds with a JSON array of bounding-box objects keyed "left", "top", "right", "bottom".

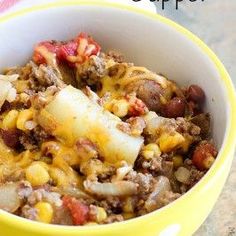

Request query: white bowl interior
[{"left": 0, "top": 4, "right": 228, "bottom": 148}]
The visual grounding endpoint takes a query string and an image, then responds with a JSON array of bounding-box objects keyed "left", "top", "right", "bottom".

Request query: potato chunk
[{"left": 41, "top": 86, "right": 143, "bottom": 165}]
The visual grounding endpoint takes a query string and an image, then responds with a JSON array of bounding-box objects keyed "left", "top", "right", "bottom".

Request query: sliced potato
[{"left": 42, "top": 86, "right": 144, "bottom": 165}]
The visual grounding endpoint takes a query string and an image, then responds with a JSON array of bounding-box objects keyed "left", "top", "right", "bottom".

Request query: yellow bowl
[{"left": 0, "top": 1, "right": 236, "bottom": 235}]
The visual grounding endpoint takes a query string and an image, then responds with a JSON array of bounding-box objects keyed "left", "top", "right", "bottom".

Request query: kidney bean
[
  {"left": 188, "top": 85, "right": 205, "bottom": 104},
  {"left": 162, "top": 97, "right": 186, "bottom": 118},
  {"left": 192, "top": 142, "right": 217, "bottom": 170},
  {"left": 1, "top": 129, "right": 20, "bottom": 149}
]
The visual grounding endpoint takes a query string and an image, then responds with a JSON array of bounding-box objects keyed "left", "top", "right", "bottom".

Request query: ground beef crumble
[
  {"left": 21, "top": 205, "right": 38, "bottom": 221},
  {"left": 125, "top": 171, "right": 155, "bottom": 197},
  {"left": 29, "top": 62, "right": 63, "bottom": 92},
  {"left": 27, "top": 188, "right": 62, "bottom": 207},
  {"left": 77, "top": 55, "right": 107, "bottom": 86},
  {"left": 104, "top": 214, "right": 124, "bottom": 224},
  {"left": 158, "top": 191, "right": 181, "bottom": 207}
]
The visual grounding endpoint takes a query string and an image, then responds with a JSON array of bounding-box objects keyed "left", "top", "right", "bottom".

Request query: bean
[
  {"left": 162, "top": 97, "right": 185, "bottom": 118},
  {"left": 188, "top": 85, "right": 205, "bottom": 104},
  {"left": 192, "top": 142, "right": 217, "bottom": 170},
  {"left": 1, "top": 128, "right": 20, "bottom": 149}
]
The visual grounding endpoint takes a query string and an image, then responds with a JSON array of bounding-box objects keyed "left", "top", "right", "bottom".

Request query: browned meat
[
  {"left": 21, "top": 205, "right": 38, "bottom": 220},
  {"left": 76, "top": 56, "right": 107, "bottom": 85},
  {"left": 27, "top": 188, "right": 62, "bottom": 207},
  {"left": 32, "top": 126, "right": 51, "bottom": 144},
  {"left": 161, "top": 161, "right": 174, "bottom": 178},
  {"left": 29, "top": 62, "right": 64, "bottom": 91},
  {"left": 135, "top": 155, "right": 173, "bottom": 178},
  {"left": 19, "top": 132, "right": 37, "bottom": 150},
  {"left": 190, "top": 113, "right": 211, "bottom": 138},
  {"left": 58, "top": 63, "right": 77, "bottom": 87},
  {"left": 104, "top": 214, "right": 124, "bottom": 223},
  {"left": 157, "top": 191, "right": 181, "bottom": 207},
  {"left": 76, "top": 138, "right": 98, "bottom": 160},
  {"left": 175, "top": 117, "right": 201, "bottom": 137},
  {"left": 126, "top": 117, "right": 146, "bottom": 136},
  {"left": 125, "top": 171, "right": 154, "bottom": 196}
]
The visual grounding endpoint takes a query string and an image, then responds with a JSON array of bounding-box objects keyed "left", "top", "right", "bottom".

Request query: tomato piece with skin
[
  {"left": 126, "top": 95, "right": 148, "bottom": 117},
  {"left": 192, "top": 142, "right": 217, "bottom": 170},
  {"left": 76, "top": 32, "right": 101, "bottom": 58},
  {"left": 33, "top": 32, "right": 101, "bottom": 66},
  {"left": 62, "top": 196, "right": 89, "bottom": 225},
  {"left": 33, "top": 41, "right": 61, "bottom": 64},
  {"left": 59, "top": 42, "right": 77, "bottom": 57}
]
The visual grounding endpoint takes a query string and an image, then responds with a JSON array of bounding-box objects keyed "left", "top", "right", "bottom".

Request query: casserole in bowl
[{"left": 0, "top": 1, "right": 235, "bottom": 235}]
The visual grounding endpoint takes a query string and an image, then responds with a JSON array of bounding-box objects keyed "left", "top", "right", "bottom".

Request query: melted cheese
[{"left": 99, "top": 64, "right": 170, "bottom": 99}]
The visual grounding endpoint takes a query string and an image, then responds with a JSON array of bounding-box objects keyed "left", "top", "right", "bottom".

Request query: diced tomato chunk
[
  {"left": 192, "top": 142, "right": 217, "bottom": 170},
  {"left": 76, "top": 32, "right": 101, "bottom": 58},
  {"left": 62, "top": 196, "right": 89, "bottom": 225},
  {"left": 33, "top": 41, "right": 60, "bottom": 64},
  {"left": 33, "top": 32, "right": 101, "bottom": 66},
  {"left": 57, "top": 41, "right": 78, "bottom": 60},
  {"left": 126, "top": 95, "right": 148, "bottom": 116}
]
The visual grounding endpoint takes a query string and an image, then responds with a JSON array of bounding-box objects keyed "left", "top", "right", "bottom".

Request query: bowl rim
[{"left": 0, "top": 0, "right": 236, "bottom": 234}]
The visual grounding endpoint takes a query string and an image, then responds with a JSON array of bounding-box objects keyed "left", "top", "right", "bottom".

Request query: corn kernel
[
  {"left": 103, "top": 100, "right": 113, "bottom": 111},
  {"left": 142, "top": 150, "right": 154, "bottom": 160},
  {"left": 159, "top": 132, "right": 185, "bottom": 153},
  {"left": 17, "top": 150, "right": 32, "bottom": 168},
  {"left": 34, "top": 161, "right": 49, "bottom": 170},
  {"left": 17, "top": 109, "right": 33, "bottom": 131},
  {"left": 19, "top": 93, "right": 30, "bottom": 104},
  {"left": 172, "top": 155, "right": 183, "bottom": 168},
  {"left": 14, "top": 80, "right": 29, "bottom": 93},
  {"left": 203, "top": 155, "right": 215, "bottom": 169},
  {"left": 181, "top": 136, "right": 192, "bottom": 153},
  {"left": 49, "top": 167, "right": 67, "bottom": 186},
  {"left": 95, "top": 207, "right": 107, "bottom": 223},
  {"left": 41, "top": 141, "right": 60, "bottom": 157},
  {"left": 123, "top": 197, "right": 134, "bottom": 213},
  {"left": 141, "top": 143, "right": 161, "bottom": 160},
  {"left": 26, "top": 162, "right": 50, "bottom": 186},
  {"left": 112, "top": 99, "right": 129, "bottom": 117},
  {"left": 35, "top": 202, "right": 53, "bottom": 223},
  {"left": 123, "top": 213, "right": 135, "bottom": 220},
  {"left": 145, "top": 143, "right": 161, "bottom": 156},
  {"left": 2, "top": 110, "right": 19, "bottom": 129}
]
